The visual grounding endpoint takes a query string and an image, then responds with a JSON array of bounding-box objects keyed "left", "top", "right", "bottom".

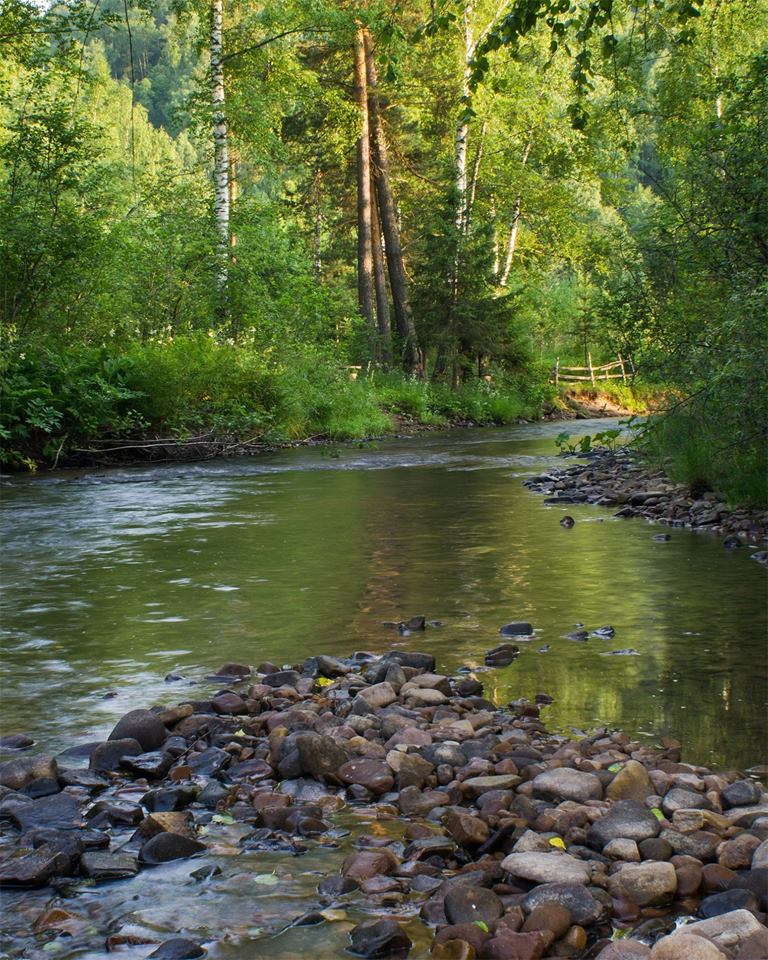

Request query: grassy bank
[{"left": 0, "top": 336, "right": 554, "bottom": 470}]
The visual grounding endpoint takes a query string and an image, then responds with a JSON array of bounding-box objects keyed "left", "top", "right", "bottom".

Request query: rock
[
  {"left": 187, "top": 747, "right": 229, "bottom": 777},
  {"left": 501, "top": 851, "right": 591, "bottom": 885},
  {"left": 349, "top": 919, "right": 412, "bottom": 958},
  {"left": 9, "top": 793, "right": 82, "bottom": 832},
  {"left": 211, "top": 692, "right": 246, "bottom": 714},
  {"left": 0, "top": 845, "right": 70, "bottom": 887},
  {"left": 338, "top": 759, "right": 394, "bottom": 795},
  {"left": 212, "top": 662, "right": 251, "bottom": 679},
  {"left": 109, "top": 709, "right": 167, "bottom": 751},
  {"left": 484, "top": 643, "right": 519, "bottom": 667},
  {"left": 342, "top": 849, "right": 399, "bottom": 882},
  {"left": 522, "top": 903, "right": 571, "bottom": 940},
  {"left": 384, "top": 651, "right": 435, "bottom": 671},
  {"left": 660, "top": 828, "right": 720, "bottom": 861},
  {"left": 682, "top": 909, "right": 768, "bottom": 957},
  {"left": 138, "top": 811, "right": 195, "bottom": 839},
  {"left": 661, "top": 787, "right": 710, "bottom": 817},
  {"left": 721, "top": 780, "right": 761, "bottom": 809},
  {"left": 353, "top": 682, "right": 398, "bottom": 712},
  {"left": 483, "top": 930, "right": 552, "bottom": 959},
  {"left": 80, "top": 851, "right": 139, "bottom": 881},
  {"left": 90, "top": 738, "right": 143, "bottom": 772},
  {"left": 718, "top": 833, "right": 761, "bottom": 870},
  {"left": 443, "top": 884, "right": 504, "bottom": 925},
  {"left": 532, "top": 767, "right": 603, "bottom": 803},
  {"left": 0, "top": 755, "right": 58, "bottom": 791},
  {"left": 603, "top": 838, "right": 641, "bottom": 861},
  {"left": 752, "top": 838, "right": 768, "bottom": 869},
  {"left": 499, "top": 622, "right": 533, "bottom": 637},
  {"left": 462, "top": 774, "right": 521, "bottom": 798},
  {"left": 596, "top": 943, "right": 651, "bottom": 959},
  {"left": 522, "top": 882, "right": 603, "bottom": 925},
  {"left": 608, "top": 861, "right": 677, "bottom": 906},
  {"left": 279, "top": 732, "right": 347, "bottom": 781},
  {"left": 139, "top": 833, "right": 205, "bottom": 864},
  {"left": 560, "top": 516, "right": 575, "bottom": 528},
  {"left": 606, "top": 760, "right": 654, "bottom": 803},
  {"left": 261, "top": 669, "right": 301, "bottom": 689},
  {"left": 639, "top": 838, "right": 672, "bottom": 861},
  {"left": 404, "top": 688, "right": 448, "bottom": 707},
  {"left": 587, "top": 800, "right": 661, "bottom": 849},
  {"left": 423, "top": 743, "right": 467, "bottom": 768},
  {"left": 649, "top": 934, "right": 727, "bottom": 959},
  {"left": 120, "top": 751, "right": 173, "bottom": 779},
  {"left": 698, "top": 888, "right": 761, "bottom": 919},
  {"left": 443, "top": 811, "right": 489, "bottom": 848},
  {"left": 387, "top": 751, "right": 434, "bottom": 789},
  {"left": 87, "top": 797, "right": 143, "bottom": 827},
  {"left": 148, "top": 939, "right": 206, "bottom": 959},
  {"left": 0, "top": 734, "right": 34, "bottom": 750}
]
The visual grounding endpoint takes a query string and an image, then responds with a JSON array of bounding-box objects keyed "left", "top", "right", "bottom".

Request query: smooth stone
[
  {"left": 338, "top": 759, "right": 394, "bottom": 795},
  {"left": 522, "top": 882, "right": 603, "bottom": 925},
  {"left": 698, "top": 887, "right": 761, "bottom": 918},
  {"left": 348, "top": 918, "right": 412, "bottom": 958},
  {"left": 587, "top": 800, "right": 661, "bottom": 849},
  {"left": 660, "top": 828, "right": 720, "bottom": 861},
  {"left": 532, "top": 767, "right": 603, "bottom": 803},
  {"left": 683, "top": 909, "right": 768, "bottom": 957},
  {"left": 484, "top": 643, "right": 519, "bottom": 666},
  {"left": 90, "top": 738, "right": 143, "bottom": 772},
  {"left": 443, "top": 810, "right": 489, "bottom": 848},
  {"left": 212, "top": 662, "right": 251, "bottom": 679},
  {"left": 649, "top": 936, "right": 725, "bottom": 960},
  {"left": 261, "top": 669, "right": 301, "bottom": 688},
  {"left": 109, "top": 709, "right": 167, "bottom": 751},
  {"left": 595, "top": 943, "right": 651, "bottom": 959},
  {"left": 499, "top": 622, "right": 534, "bottom": 637},
  {"left": 342, "top": 849, "right": 399, "bottom": 882},
  {"left": 0, "top": 755, "right": 57, "bottom": 791},
  {"left": 482, "top": 930, "right": 551, "bottom": 960},
  {"left": 462, "top": 774, "right": 521, "bottom": 798},
  {"left": 752, "top": 838, "right": 768, "bottom": 869},
  {"left": 608, "top": 861, "right": 677, "bottom": 906},
  {"left": 661, "top": 787, "right": 711, "bottom": 816},
  {"left": 187, "top": 747, "right": 229, "bottom": 777},
  {"left": 501, "top": 851, "right": 591, "bottom": 885},
  {"left": 443, "top": 884, "right": 504, "bottom": 925},
  {"left": 353, "top": 682, "right": 398, "bottom": 712},
  {"left": 0, "top": 734, "right": 34, "bottom": 750},
  {"left": 387, "top": 751, "right": 435, "bottom": 789},
  {"left": 147, "top": 939, "right": 206, "bottom": 959},
  {"left": 433, "top": 922, "right": 490, "bottom": 953},
  {"left": 139, "top": 833, "right": 205, "bottom": 864},
  {"left": 606, "top": 761, "right": 654, "bottom": 803},
  {"left": 80, "top": 851, "right": 139, "bottom": 881},
  {"left": 721, "top": 780, "right": 761, "bottom": 809},
  {"left": 521, "top": 902, "right": 571, "bottom": 939},
  {"left": 278, "top": 731, "right": 347, "bottom": 781},
  {"left": 603, "top": 838, "right": 641, "bottom": 861}
]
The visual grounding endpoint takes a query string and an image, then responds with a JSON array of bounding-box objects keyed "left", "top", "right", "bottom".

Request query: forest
[{"left": 0, "top": 0, "right": 766, "bottom": 503}]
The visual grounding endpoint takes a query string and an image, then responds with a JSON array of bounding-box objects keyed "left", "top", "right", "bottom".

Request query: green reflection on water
[{"left": 1, "top": 422, "right": 766, "bottom": 770}]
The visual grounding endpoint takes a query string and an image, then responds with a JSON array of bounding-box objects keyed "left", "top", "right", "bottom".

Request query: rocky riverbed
[
  {"left": 1, "top": 647, "right": 767, "bottom": 960},
  {"left": 524, "top": 448, "right": 768, "bottom": 550}
]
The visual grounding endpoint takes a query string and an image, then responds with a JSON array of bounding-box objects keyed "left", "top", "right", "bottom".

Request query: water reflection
[{"left": 1, "top": 420, "right": 766, "bottom": 770}]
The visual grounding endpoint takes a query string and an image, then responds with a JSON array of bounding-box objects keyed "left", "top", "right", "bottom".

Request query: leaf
[
  {"left": 651, "top": 807, "right": 664, "bottom": 821},
  {"left": 473, "top": 920, "right": 489, "bottom": 932},
  {"left": 316, "top": 677, "right": 333, "bottom": 687},
  {"left": 253, "top": 872, "right": 279, "bottom": 886},
  {"left": 211, "top": 814, "right": 235, "bottom": 825},
  {"left": 608, "top": 762, "right": 622, "bottom": 773},
  {"left": 549, "top": 837, "right": 566, "bottom": 849},
  {"left": 233, "top": 728, "right": 246, "bottom": 737}
]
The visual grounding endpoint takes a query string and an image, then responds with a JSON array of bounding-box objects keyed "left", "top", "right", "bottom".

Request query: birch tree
[{"left": 210, "top": 0, "right": 230, "bottom": 305}]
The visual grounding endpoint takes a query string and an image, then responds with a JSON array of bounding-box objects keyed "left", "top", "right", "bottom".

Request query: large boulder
[
  {"left": 501, "top": 851, "right": 591, "bottom": 885},
  {"left": 108, "top": 710, "right": 167, "bottom": 752},
  {"left": 278, "top": 732, "right": 347, "bottom": 782},
  {"left": 606, "top": 761, "right": 654, "bottom": 803},
  {"left": 443, "top": 884, "right": 504, "bottom": 925},
  {"left": 522, "top": 882, "right": 603, "bottom": 925}
]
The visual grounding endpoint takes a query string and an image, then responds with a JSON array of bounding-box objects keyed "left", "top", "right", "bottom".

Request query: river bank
[
  {"left": 1, "top": 646, "right": 767, "bottom": 960},
  {"left": 525, "top": 448, "right": 768, "bottom": 548}
]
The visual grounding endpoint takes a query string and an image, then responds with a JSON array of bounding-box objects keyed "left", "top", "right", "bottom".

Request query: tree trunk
[
  {"left": 370, "top": 172, "right": 392, "bottom": 367},
  {"left": 210, "top": 0, "right": 230, "bottom": 302},
  {"left": 313, "top": 168, "right": 322, "bottom": 278},
  {"left": 353, "top": 26, "right": 377, "bottom": 358},
  {"left": 364, "top": 29, "right": 421, "bottom": 376},
  {"left": 465, "top": 118, "right": 486, "bottom": 233},
  {"left": 499, "top": 140, "right": 532, "bottom": 288}
]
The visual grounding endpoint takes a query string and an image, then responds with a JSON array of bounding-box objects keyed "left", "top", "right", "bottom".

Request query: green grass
[
  {"left": 560, "top": 380, "right": 668, "bottom": 415},
  {"left": 0, "top": 337, "right": 552, "bottom": 469}
]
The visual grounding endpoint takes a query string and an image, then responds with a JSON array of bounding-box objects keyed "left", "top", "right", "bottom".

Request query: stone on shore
[
  {"left": 0, "top": 755, "right": 58, "bottom": 791},
  {"left": 607, "top": 861, "right": 677, "bottom": 906},
  {"left": 532, "top": 767, "right": 603, "bottom": 803},
  {"left": 501, "top": 851, "right": 591, "bottom": 885},
  {"left": 587, "top": 800, "right": 661, "bottom": 849},
  {"left": 349, "top": 919, "right": 412, "bottom": 958},
  {"left": 108, "top": 709, "right": 167, "bottom": 752}
]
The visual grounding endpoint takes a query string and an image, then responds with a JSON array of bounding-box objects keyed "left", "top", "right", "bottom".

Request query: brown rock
[
  {"left": 444, "top": 810, "right": 490, "bottom": 848},
  {"left": 606, "top": 760, "right": 654, "bottom": 803},
  {"left": 432, "top": 942, "right": 476, "bottom": 960},
  {"left": 137, "top": 811, "right": 195, "bottom": 839},
  {"left": 596, "top": 942, "right": 651, "bottom": 959},
  {"left": 434, "top": 923, "right": 490, "bottom": 953},
  {"left": 482, "top": 930, "right": 552, "bottom": 959},
  {"left": 338, "top": 759, "right": 394, "bottom": 795},
  {"left": 718, "top": 833, "right": 761, "bottom": 871},
  {"left": 649, "top": 934, "right": 726, "bottom": 959},
  {"left": 341, "top": 848, "right": 399, "bottom": 882},
  {"left": 521, "top": 903, "right": 572, "bottom": 940}
]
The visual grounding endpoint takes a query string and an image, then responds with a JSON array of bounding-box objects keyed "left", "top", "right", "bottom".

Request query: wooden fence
[{"left": 552, "top": 354, "right": 635, "bottom": 386}]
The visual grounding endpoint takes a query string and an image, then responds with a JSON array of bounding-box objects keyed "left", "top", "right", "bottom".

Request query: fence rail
[{"left": 552, "top": 354, "right": 635, "bottom": 386}]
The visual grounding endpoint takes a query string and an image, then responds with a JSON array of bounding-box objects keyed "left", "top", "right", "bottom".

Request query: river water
[{"left": 1, "top": 420, "right": 766, "bottom": 959}]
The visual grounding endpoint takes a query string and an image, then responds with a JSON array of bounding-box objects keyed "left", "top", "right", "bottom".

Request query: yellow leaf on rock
[{"left": 548, "top": 837, "right": 566, "bottom": 850}]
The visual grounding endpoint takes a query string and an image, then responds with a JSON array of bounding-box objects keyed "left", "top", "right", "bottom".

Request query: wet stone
[
  {"left": 0, "top": 734, "right": 34, "bottom": 750},
  {"left": 143, "top": 785, "right": 199, "bottom": 812},
  {"left": 90, "top": 738, "right": 143, "bottom": 773},
  {"left": 109, "top": 709, "right": 167, "bottom": 752},
  {"left": 721, "top": 779, "right": 762, "bottom": 809},
  {"left": 698, "top": 887, "right": 761, "bottom": 919},
  {"left": 0, "top": 845, "right": 71, "bottom": 887},
  {"left": 80, "top": 851, "right": 139, "bottom": 881},
  {"left": 587, "top": 800, "right": 661, "bottom": 849},
  {"left": 0, "top": 755, "right": 58, "bottom": 791},
  {"left": 349, "top": 918, "right": 412, "bottom": 958},
  {"left": 9, "top": 793, "right": 82, "bottom": 832},
  {"left": 187, "top": 747, "right": 229, "bottom": 777},
  {"left": 661, "top": 787, "right": 711, "bottom": 816},
  {"left": 148, "top": 939, "right": 206, "bottom": 959},
  {"left": 522, "top": 882, "right": 603, "bottom": 925},
  {"left": 443, "top": 884, "right": 504, "bottom": 925},
  {"left": 139, "top": 832, "right": 206, "bottom": 864},
  {"left": 532, "top": 767, "right": 603, "bottom": 803}
]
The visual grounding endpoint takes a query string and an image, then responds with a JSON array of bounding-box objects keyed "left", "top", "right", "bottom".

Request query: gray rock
[
  {"left": 148, "top": 939, "right": 206, "bottom": 959},
  {"left": 0, "top": 755, "right": 58, "bottom": 791},
  {"left": 109, "top": 709, "right": 167, "bottom": 751},
  {"left": 0, "top": 844, "right": 71, "bottom": 887},
  {"left": 649, "top": 935, "right": 725, "bottom": 960},
  {"left": 608, "top": 861, "right": 677, "bottom": 906},
  {"left": 661, "top": 787, "right": 710, "bottom": 816},
  {"left": 90, "top": 738, "right": 143, "bottom": 773},
  {"left": 8, "top": 793, "right": 82, "bottom": 832},
  {"left": 681, "top": 909, "right": 768, "bottom": 957},
  {"left": 501, "top": 851, "right": 591, "bottom": 885},
  {"left": 596, "top": 942, "right": 651, "bottom": 959},
  {"left": 0, "top": 734, "right": 34, "bottom": 750},
  {"left": 261, "top": 669, "right": 301, "bottom": 689},
  {"left": 187, "top": 747, "right": 229, "bottom": 777},
  {"left": 348, "top": 918, "right": 411, "bottom": 958},
  {"left": 139, "top": 833, "right": 206, "bottom": 864},
  {"left": 587, "top": 800, "right": 661, "bottom": 849},
  {"left": 352, "top": 682, "right": 398, "bottom": 713},
  {"left": 443, "top": 884, "right": 504, "bottom": 925},
  {"left": 532, "top": 767, "right": 603, "bottom": 803},
  {"left": 698, "top": 888, "right": 760, "bottom": 919},
  {"left": 80, "top": 851, "right": 139, "bottom": 881},
  {"left": 753, "top": 838, "right": 768, "bottom": 869},
  {"left": 721, "top": 779, "right": 761, "bottom": 809},
  {"left": 522, "top": 882, "right": 603, "bottom": 924},
  {"left": 499, "top": 622, "right": 533, "bottom": 637},
  {"left": 278, "top": 732, "right": 347, "bottom": 782}
]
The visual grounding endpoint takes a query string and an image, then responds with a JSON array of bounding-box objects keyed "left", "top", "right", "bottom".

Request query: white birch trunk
[
  {"left": 210, "top": 0, "right": 230, "bottom": 293},
  {"left": 453, "top": 1, "right": 473, "bottom": 238},
  {"left": 499, "top": 140, "right": 532, "bottom": 288}
]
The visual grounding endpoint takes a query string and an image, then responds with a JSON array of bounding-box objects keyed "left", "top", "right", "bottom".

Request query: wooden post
[
  {"left": 619, "top": 354, "right": 627, "bottom": 383},
  {"left": 588, "top": 352, "right": 595, "bottom": 385},
  {"left": 555, "top": 357, "right": 560, "bottom": 387}
]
